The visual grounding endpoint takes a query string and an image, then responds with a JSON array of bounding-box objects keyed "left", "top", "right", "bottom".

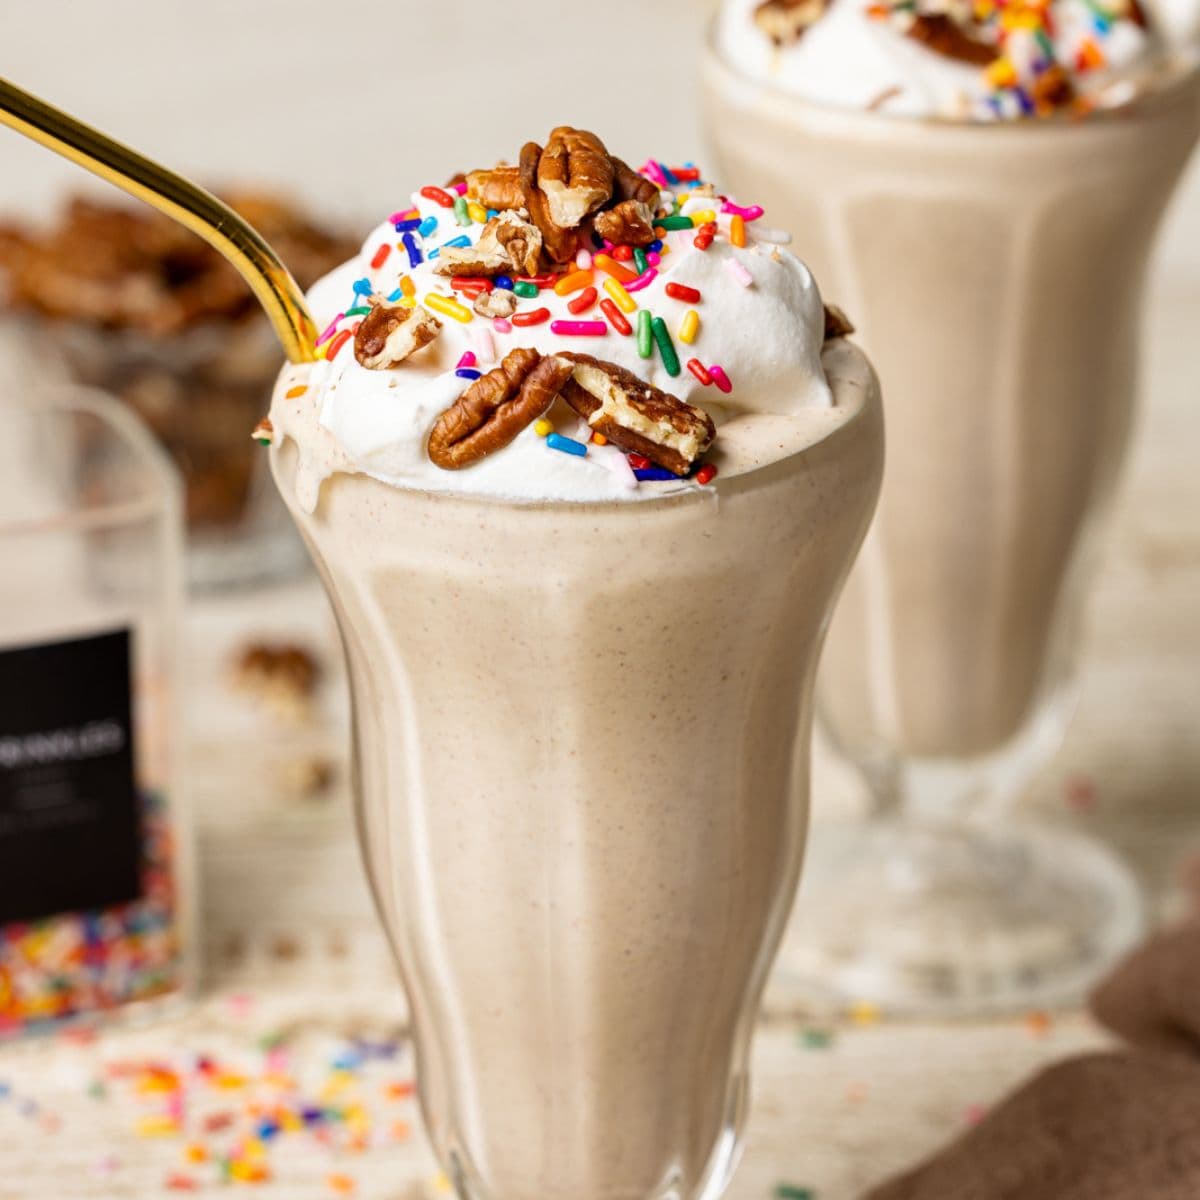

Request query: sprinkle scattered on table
[
  {"left": 774, "top": 1183, "right": 815, "bottom": 1200},
  {"left": 1025, "top": 1009, "right": 1053, "bottom": 1038},
  {"left": 0, "top": 1012, "right": 429, "bottom": 1194},
  {"left": 799, "top": 1027, "right": 835, "bottom": 1049},
  {"left": 848, "top": 1000, "right": 883, "bottom": 1026},
  {"left": 1064, "top": 774, "right": 1098, "bottom": 812}
]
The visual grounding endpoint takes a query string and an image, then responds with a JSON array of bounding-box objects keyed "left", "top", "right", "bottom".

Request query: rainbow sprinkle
[
  {"left": 0, "top": 792, "right": 184, "bottom": 1039},
  {"left": 308, "top": 156, "right": 774, "bottom": 488},
  {"left": 866, "top": 0, "right": 1147, "bottom": 116}
]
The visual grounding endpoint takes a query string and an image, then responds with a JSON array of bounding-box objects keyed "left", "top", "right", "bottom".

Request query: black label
[{"left": 0, "top": 629, "right": 141, "bottom": 923}]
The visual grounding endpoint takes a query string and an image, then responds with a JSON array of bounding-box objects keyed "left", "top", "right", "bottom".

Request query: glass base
[
  {"left": 776, "top": 818, "right": 1144, "bottom": 1017},
  {"left": 440, "top": 1068, "right": 749, "bottom": 1200}
]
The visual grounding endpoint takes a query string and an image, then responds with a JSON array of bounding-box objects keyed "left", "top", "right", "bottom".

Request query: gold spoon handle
[{"left": 0, "top": 77, "right": 317, "bottom": 363}]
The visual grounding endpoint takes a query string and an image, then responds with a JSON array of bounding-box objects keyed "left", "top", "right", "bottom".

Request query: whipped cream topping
[
  {"left": 269, "top": 157, "right": 839, "bottom": 507},
  {"left": 716, "top": 0, "right": 1197, "bottom": 119}
]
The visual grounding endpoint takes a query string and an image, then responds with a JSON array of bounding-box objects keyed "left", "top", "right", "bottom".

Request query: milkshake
[
  {"left": 704, "top": 1, "right": 1200, "bottom": 1012},
  {"left": 265, "top": 130, "right": 882, "bottom": 1199}
]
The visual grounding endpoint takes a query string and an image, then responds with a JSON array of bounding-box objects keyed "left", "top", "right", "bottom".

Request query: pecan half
[
  {"left": 593, "top": 199, "right": 658, "bottom": 248},
  {"left": 610, "top": 157, "right": 661, "bottom": 210},
  {"left": 905, "top": 13, "right": 998, "bottom": 65},
  {"left": 428, "top": 348, "right": 573, "bottom": 470},
  {"left": 434, "top": 210, "right": 542, "bottom": 278},
  {"left": 823, "top": 304, "right": 855, "bottom": 341},
  {"left": 353, "top": 302, "right": 441, "bottom": 370},
  {"left": 538, "top": 127, "right": 614, "bottom": 228},
  {"left": 559, "top": 353, "right": 716, "bottom": 476},
  {"left": 466, "top": 165, "right": 524, "bottom": 211},
  {"left": 473, "top": 288, "right": 518, "bottom": 318},
  {"left": 754, "top": 0, "right": 831, "bottom": 45},
  {"left": 519, "top": 142, "right": 580, "bottom": 264}
]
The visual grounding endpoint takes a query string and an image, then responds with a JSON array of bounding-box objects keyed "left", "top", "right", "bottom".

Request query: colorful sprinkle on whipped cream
[
  {"left": 719, "top": 0, "right": 1197, "bottom": 118},
  {"left": 266, "top": 128, "right": 842, "bottom": 505}
]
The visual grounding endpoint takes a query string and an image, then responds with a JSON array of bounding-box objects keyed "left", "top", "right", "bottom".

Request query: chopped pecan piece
[
  {"left": 472, "top": 288, "right": 518, "bottom": 319},
  {"left": 610, "top": 157, "right": 661, "bottom": 210},
  {"left": 559, "top": 353, "right": 716, "bottom": 476},
  {"left": 434, "top": 210, "right": 542, "bottom": 278},
  {"left": 353, "top": 302, "right": 441, "bottom": 370},
  {"left": 593, "top": 199, "right": 658, "bottom": 248},
  {"left": 428, "top": 348, "right": 573, "bottom": 469},
  {"left": 466, "top": 165, "right": 524, "bottom": 211},
  {"left": 538, "top": 127, "right": 614, "bottom": 228},
  {"left": 905, "top": 13, "right": 998, "bottom": 64},
  {"left": 232, "top": 640, "right": 320, "bottom": 722},
  {"left": 754, "top": 0, "right": 831, "bottom": 45},
  {"left": 519, "top": 142, "right": 580, "bottom": 264},
  {"left": 1030, "top": 64, "right": 1076, "bottom": 110},
  {"left": 1125, "top": 0, "right": 1149, "bottom": 26},
  {"left": 823, "top": 304, "right": 855, "bottom": 341}
]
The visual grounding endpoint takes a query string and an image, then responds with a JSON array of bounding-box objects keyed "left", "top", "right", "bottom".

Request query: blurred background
[
  {"left": 1, "top": 4, "right": 1199, "bottom": 1198},
  {"left": 4, "top": 0, "right": 1199, "bottom": 274}
]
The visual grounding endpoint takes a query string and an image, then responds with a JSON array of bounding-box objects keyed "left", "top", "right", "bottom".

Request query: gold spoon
[{"left": 0, "top": 77, "right": 317, "bottom": 363}]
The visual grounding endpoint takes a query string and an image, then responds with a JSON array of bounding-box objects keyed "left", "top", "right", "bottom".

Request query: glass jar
[{"left": 0, "top": 380, "right": 194, "bottom": 1036}]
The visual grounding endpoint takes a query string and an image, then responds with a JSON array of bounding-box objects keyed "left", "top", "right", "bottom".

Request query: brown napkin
[
  {"left": 862, "top": 921, "right": 1200, "bottom": 1200},
  {"left": 1090, "top": 922, "right": 1200, "bottom": 1057}
]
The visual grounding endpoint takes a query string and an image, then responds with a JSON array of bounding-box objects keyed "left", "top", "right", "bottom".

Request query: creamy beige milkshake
[
  {"left": 704, "top": 1, "right": 1200, "bottom": 1013},
  {"left": 264, "top": 129, "right": 882, "bottom": 1199},
  {"left": 705, "top": 66, "right": 1200, "bottom": 760},
  {"left": 706, "top": 0, "right": 1200, "bottom": 765}
]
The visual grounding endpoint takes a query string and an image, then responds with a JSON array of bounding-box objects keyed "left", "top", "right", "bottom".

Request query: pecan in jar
[{"left": 427, "top": 348, "right": 573, "bottom": 469}]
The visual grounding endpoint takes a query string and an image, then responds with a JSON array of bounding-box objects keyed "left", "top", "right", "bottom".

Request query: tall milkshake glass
[
  {"left": 704, "top": 41, "right": 1200, "bottom": 1014},
  {"left": 270, "top": 339, "right": 881, "bottom": 1199},
  {"left": 263, "top": 122, "right": 884, "bottom": 1196}
]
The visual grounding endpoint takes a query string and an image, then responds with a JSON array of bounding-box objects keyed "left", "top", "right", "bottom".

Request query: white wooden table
[{"left": 0, "top": 273, "right": 1195, "bottom": 1199}]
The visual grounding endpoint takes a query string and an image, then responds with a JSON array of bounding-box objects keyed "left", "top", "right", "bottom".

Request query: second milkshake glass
[{"left": 704, "top": 46, "right": 1200, "bottom": 1014}]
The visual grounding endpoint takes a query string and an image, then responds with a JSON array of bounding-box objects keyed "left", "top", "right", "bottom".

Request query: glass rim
[
  {"left": 272, "top": 340, "right": 880, "bottom": 515},
  {"left": 0, "top": 384, "right": 181, "bottom": 537}
]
